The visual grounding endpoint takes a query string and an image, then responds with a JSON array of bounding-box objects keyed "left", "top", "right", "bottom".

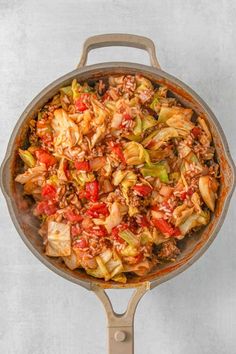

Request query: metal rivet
[{"left": 114, "top": 330, "right": 126, "bottom": 342}]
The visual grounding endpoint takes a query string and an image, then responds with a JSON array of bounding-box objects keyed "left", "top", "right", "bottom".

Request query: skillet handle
[
  {"left": 77, "top": 33, "right": 161, "bottom": 69},
  {"left": 92, "top": 283, "right": 149, "bottom": 354}
]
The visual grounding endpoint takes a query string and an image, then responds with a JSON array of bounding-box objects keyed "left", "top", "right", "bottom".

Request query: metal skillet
[{"left": 1, "top": 34, "right": 235, "bottom": 354}]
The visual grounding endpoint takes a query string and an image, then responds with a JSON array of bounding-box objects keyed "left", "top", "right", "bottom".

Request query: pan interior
[{"left": 3, "top": 64, "right": 235, "bottom": 289}]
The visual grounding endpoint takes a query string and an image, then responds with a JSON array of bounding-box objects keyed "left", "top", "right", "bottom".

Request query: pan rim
[{"left": 1, "top": 62, "right": 235, "bottom": 289}]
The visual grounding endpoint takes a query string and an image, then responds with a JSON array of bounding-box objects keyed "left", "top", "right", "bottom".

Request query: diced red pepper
[
  {"left": 111, "top": 224, "right": 128, "bottom": 243},
  {"left": 179, "top": 188, "right": 194, "bottom": 201},
  {"left": 71, "top": 224, "right": 81, "bottom": 237},
  {"left": 41, "top": 184, "right": 57, "bottom": 200},
  {"left": 76, "top": 100, "right": 87, "bottom": 111},
  {"left": 74, "top": 161, "right": 91, "bottom": 172},
  {"left": 86, "top": 203, "right": 109, "bottom": 217},
  {"left": 179, "top": 192, "right": 187, "bottom": 201},
  {"left": 74, "top": 238, "right": 88, "bottom": 249},
  {"left": 138, "top": 215, "right": 150, "bottom": 227},
  {"left": 35, "top": 149, "right": 57, "bottom": 167},
  {"left": 75, "top": 93, "right": 90, "bottom": 112},
  {"left": 133, "top": 184, "right": 152, "bottom": 196},
  {"left": 187, "top": 188, "right": 194, "bottom": 196},
  {"left": 88, "top": 225, "right": 107, "bottom": 237},
  {"left": 65, "top": 211, "right": 83, "bottom": 222},
  {"left": 172, "top": 227, "right": 182, "bottom": 237},
  {"left": 152, "top": 218, "right": 181, "bottom": 237},
  {"left": 112, "top": 144, "right": 126, "bottom": 164},
  {"left": 36, "top": 201, "right": 57, "bottom": 216},
  {"left": 85, "top": 180, "right": 99, "bottom": 202},
  {"left": 191, "top": 127, "right": 201, "bottom": 138},
  {"left": 123, "top": 113, "right": 132, "bottom": 120}
]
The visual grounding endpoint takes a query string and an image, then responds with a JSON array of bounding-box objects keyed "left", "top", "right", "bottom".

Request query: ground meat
[
  {"left": 157, "top": 239, "right": 180, "bottom": 261},
  {"left": 28, "top": 119, "right": 38, "bottom": 145},
  {"left": 128, "top": 191, "right": 142, "bottom": 208}
]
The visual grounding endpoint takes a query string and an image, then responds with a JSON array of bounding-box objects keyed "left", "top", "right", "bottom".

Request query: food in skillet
[{"left": 15, "top": 75, "right": 220, "bottom": 283}]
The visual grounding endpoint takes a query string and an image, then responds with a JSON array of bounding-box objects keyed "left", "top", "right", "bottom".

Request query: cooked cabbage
[
  {"left": 15, "top": 165, "right": 46, "bottom": 184},
  {"left": 63, "top": 248, "right": 81, "bottom": 270},
  {"left": 179, "top": 210, "right": 210, "bottom": 235},
  {"left": 113, "top": 170, "right": 137, "bottom": 189},
  {"left": 91, "top": 124, "right": 106, "bottom": 147},
  {"left": 91, "top": 98, "right": 109, "bottom": 125},
  {"left": 140, "top": 162, "right": 169, "bottom": 182},
  {"left": 119, "top": 229, "right": 139, "bottom": 247},
  {"left": 52, "top": 109, "right": 81, "bottom": 150},
  {"left": 123, "top": 142, "right": 151, "bottom": 165},
  {"left": 46, "top": 221, "right": 71, "bottom": 257},
  {"left": 199, "top": 175, "right": 218, "bottom": 212},
  {"left": 173, "top": 204, "right": 194, "bottom": 227},
  {"left": 105, "top": 201, "right": 123, "bottom": 233},
  {"left": 142, "top": 127, "right": 178, "bottom": 150},
  {"left": 71, "top": 79, "right": 80, "bottom": 100},
  {"left": 158, "top": 106, "right": 193, "bottom": 124},
  {"left": 18, "top": 149, "right": 36, "bottom": 168},
  {"left": 166, "top": 114, "right": 194, "bottom": 136}
]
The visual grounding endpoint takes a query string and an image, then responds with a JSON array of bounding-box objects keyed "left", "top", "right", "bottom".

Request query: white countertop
[{"left": 0, "top": 1, "right": 235, "bottom": 353}]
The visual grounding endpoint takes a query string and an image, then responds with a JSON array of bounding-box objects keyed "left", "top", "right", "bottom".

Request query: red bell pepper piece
[
  {"left": 75, "top": 93, "right": 90, "bottom": 112},
  {"left": 179, "top": 192, "right": 187, "bottom": 201},
  {"left": 111, "top": 224, "right": 129, "bottom": 243},
  {"left": 88, "top": 226, "right": 108, "bottom": 237},
  {"left": 36, "top": 201, "right": 57, "bottom": 216},
  {"left": 112, "top": 144, "right": 126, "bottom": 164},
  {"left": 180, "top": 188, "right": 194, "bottom": 201},
  {"left": 65, "top": 211, "right": 83, "bottom": 222},
  {"left": 152, "top": 218, "right": 181, "bottom": 237},
  {"left": 191, "top": 127, "right": 201, "bottom": 138},
  {"left": 35, "top": 149, "right": 57, "bottom": 167},
  {"left": 41, "top": 184, "right": 57, "bottom": 200},
  {"left": 74, "top": 161, "right": 91, "bottom": 172},
  {"left": 85, "top": 180, "right": 99, "bottom": 202},
  {"left": 133, "top": 184, "right": 152, "bottom": 196},
  {"left": 138, "top": 215, "right": 150, "bottom": 227},
  {"left": 172, "top": 227, "right": 182, "bottom": 237},
  {"left": 71, "top": 224, "right": 81, "bottom": 237},
  {"left": 86, "top": 203, "right": 109, "bottom": 217},
  {"left": 74, "top": 238, "right": 88, "bottom": 249}
]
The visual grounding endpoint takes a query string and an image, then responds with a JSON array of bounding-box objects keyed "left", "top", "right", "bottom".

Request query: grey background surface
[{"left": 0, "top": 1, "right": 236, "bottom": 353}]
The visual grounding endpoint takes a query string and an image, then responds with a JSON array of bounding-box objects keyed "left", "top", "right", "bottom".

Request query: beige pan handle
[
  {"left": 92, "top": 283, "right": 149, "bottom": 354},
  {"left": 77, "top": 33, "right": 161, "bottom": 68}
]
